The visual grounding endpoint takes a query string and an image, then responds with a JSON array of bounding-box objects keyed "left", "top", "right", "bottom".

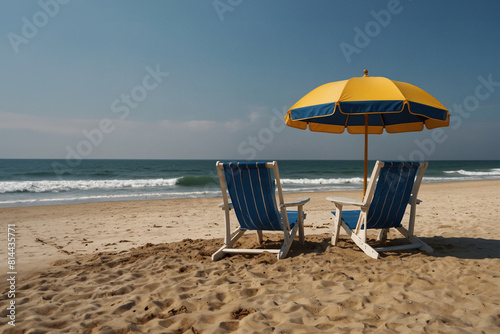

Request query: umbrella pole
[{"left": 363, "top": 114, "right": 368, "bottom": 199}]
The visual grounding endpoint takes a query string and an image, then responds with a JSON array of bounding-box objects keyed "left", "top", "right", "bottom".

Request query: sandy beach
[{"left": 1, "top": 180, "right": 500, "bottom": 333}]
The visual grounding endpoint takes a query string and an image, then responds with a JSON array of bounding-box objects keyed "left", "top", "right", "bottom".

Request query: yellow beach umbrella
[{"left": 285, "top": 70, "right": 450, "bottom": 195}]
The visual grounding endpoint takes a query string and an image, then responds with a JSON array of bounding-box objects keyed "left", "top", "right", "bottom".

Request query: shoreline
[{"left": 2, "top": 177, "right": 500, "bottom": 209}]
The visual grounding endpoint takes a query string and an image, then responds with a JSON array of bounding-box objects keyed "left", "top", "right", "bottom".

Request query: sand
[{"left": 1, "top": 181, "right": 500, "bottom": 333}]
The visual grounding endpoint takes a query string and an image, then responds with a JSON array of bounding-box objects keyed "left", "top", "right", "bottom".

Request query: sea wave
[
  {"left": 444, "top": 168, "right": 500, "bottom": 176},
  {"left": 280, "top": 177, "right": 364, "bottom": 185},
  {"left": 0, "top": 178, "right": 180, "bottom": 194}
]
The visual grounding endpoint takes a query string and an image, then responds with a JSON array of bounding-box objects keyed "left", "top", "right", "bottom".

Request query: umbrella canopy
[{"left": 285, "top": 70, "right": 450, "bottom": 195}]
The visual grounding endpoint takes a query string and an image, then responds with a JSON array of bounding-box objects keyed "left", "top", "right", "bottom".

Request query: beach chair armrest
[
  {"left": 280, "top": 197, "right": 310, "bottom": 208},
  {"left": 327, "top": 196, "right": 364, "bottom": 207},
  {"left": 408, "top": 195, "right": 423, "bottom": 205},
  {"left": 218, "top": 202, "right": 233, "bottom": 210}
]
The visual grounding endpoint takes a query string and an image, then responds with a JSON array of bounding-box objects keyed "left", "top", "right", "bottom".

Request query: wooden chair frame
[
  {"left": 212, "top": 161, "right": 309, "bottom": 260},
  {"left": 328, "top": 161, "right": 433, "bottom": 259}
]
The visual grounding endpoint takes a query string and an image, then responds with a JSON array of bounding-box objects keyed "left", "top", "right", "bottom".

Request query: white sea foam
[
  {"left": 0, "top": 178, "right": 180, "bottom": 194},
  {"left": 444, "top": 168, "right": 500, "bottom": 176},
  {"left": 280, "top": 177, "right": 364, "bottom": 185}
]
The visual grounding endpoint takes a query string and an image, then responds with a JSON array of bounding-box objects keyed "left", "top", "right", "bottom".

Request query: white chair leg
[
  {"left": 212, "top": 246, "right": 227, "bottom": 261},
  {"left": 298, "top": 206, "right": 305, "bottom": 244},
  {"left": 256, "top": 230, "right": 263, "bottom": 244},
  {"left": 212, "top": 229, "right": 246, "bottom": 261},
  {"left": 278, "top": 232, "right": 292, "bottom": 259},
  {"left": 342, "top": 222, "right": 379, "bottom": 259},
  {"left": 377, "top": 228, "right": 388, "bottom": 242},
  {"left": 332, "top": 206, "right": 342, "bottom": 246}
]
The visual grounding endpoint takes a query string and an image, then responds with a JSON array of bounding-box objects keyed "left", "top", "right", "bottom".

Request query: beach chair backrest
[
  {"left": 366, "top": 161, "right": 420, "bottom": 229},
  {"left": 221, "top": 162, "right": 282, "bottom": 231}
]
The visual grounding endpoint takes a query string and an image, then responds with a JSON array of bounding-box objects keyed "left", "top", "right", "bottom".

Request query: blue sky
[{"left": 1, "top": 0, "right": 499, "bottom": 161}]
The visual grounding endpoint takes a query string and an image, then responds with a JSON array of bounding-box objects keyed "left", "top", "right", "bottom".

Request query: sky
[{"left": 1, "top": 0, "right": 499, "bottom": 161}]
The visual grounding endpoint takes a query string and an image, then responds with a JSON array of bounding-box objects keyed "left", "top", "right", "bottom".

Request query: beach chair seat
[
  {"left": 328, "top": 161, "right": 433, "bottom": 259},
  {"left": 212, "top": 161, "right": 310, "bottom": 260}
]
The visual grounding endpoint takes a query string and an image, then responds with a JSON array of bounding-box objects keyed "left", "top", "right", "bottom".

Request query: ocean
[{"left": 1, "top": 159, "right": 500, "bottom": 208}]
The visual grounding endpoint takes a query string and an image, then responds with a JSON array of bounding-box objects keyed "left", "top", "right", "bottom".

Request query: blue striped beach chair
[
  {"left": 212, "top": 161, "right": 310, "bottom": 260},
  {"left": 328, "top": 161, "right": 433, "bottom": 259}
]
